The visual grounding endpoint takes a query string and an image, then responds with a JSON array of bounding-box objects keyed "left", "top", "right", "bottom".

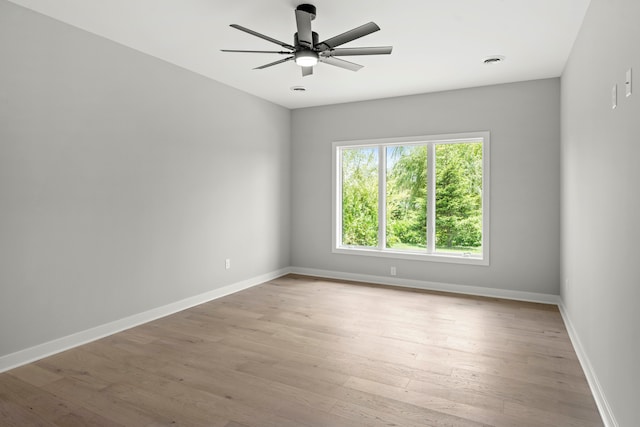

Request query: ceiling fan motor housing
[
  {"left": 296, "top": 4, "right": 316, "bottom": 20},
  {"left": 294, "top": 31, "right": 319, "bottom": 49}
]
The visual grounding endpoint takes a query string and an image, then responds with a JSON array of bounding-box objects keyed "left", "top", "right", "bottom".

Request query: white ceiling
[{"left": 8, "top": 0, "right": 591, "bottom": 109}]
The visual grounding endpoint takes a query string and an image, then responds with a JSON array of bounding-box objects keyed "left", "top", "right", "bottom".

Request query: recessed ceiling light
[
  {"left": 290, "top": 86, "right": 307, "bottom": 92},
  {"left": 483, "top": 55, "right": 505, "bottom": 64}
]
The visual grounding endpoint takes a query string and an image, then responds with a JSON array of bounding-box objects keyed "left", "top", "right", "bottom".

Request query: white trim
[
  {"left": 288, "top": 266, "right": 614, "bottom": 425},
  {"left": 331, "top": 141, "right": 343, "bottom": 252},
  {"left": 558, "top": 301, "right": 618, "bottom": 427},
  {"left": 290, "top": 266, "right": 559, "bottom": 305},
  {"left": 332, "top": 246, "right": 487, "bottom": 265},
  {"left": 426, "top": 143, "right": 436, "bottom": 253},
  {"left": 333, "top": 131, "right": 491, "bottom": 147},
  {"left": 378, "top": 145, "right": 387, "bottom": 249},
  {"left": 0, "top": 268, "right": 291, "bottom": 374}
]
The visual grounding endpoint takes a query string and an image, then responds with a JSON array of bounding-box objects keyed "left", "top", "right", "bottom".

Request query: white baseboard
[
  {"left": 290, "top": 266, "right": 560, "bottom": 305},
  {"left": 293, "top": 267, "right": 616, "bottom": 424},
  {"left": 558, "top": 301, "right": 618, "bottom": 427},
  {"left": 1, "top": 265, "right": 615, "bottom": 427},
  {"left": 0, "top": 268, "right": 291, "bottom": 374}
]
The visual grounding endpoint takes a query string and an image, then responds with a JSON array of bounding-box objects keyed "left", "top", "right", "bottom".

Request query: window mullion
[
  {"left": 336, "top": 147, "right": 343, "bottom": 248},
  {"left": 378, "top": 145, "right": 386, "bottom": 250},
  {"left": 426, "top": 143, "right": 435, "bottom": 254}
]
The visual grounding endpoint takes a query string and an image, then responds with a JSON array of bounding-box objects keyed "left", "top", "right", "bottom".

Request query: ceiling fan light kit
[
  {"left": 295, "top": 50, "right": 319, "bottom": 67},
  {"left": 222, "top": 3, "right": 392, "bottom": 77}
]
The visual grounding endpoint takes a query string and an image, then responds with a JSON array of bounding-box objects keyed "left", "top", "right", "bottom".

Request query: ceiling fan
[{"left": 221, "top": 4, "right": 392, "bottom": 77}]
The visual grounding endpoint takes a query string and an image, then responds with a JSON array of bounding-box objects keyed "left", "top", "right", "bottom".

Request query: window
[{"left": 333, "top": 132, "right": 489, "bottom": 265}]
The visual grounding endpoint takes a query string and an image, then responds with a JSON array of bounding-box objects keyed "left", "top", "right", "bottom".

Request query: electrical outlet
[
  {"left": 390, "top": 266, "right": 396, "bottom": 276},
  {"left": 225, "top": 259, "right": 231, "bottom": 270}
]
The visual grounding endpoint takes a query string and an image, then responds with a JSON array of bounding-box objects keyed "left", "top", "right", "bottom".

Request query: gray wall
[
  {"left": 561, "top": 0, "right": 640, "bottom": 424},
  {"left": 0, "top": 1, "right": 291, "bottom": 357},
  {"left": 291, "top": 79, "right": 561, "bottom": 296}
]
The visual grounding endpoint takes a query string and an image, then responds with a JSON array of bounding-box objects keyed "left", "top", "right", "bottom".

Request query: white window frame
[{"left": 332, "top": 131, "right": 490, "bottom": 266}]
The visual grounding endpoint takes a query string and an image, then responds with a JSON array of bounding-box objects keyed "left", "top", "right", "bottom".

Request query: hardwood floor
[{"left": 0, "top": 275, "right": 603, "bottom": 426}]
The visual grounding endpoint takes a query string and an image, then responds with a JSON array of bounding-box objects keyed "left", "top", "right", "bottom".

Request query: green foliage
[
  {"left": 340, "top": 142, "right": 483, "bottom": 252},
  {"left": 435, "top": 143, "right": 483, "bottom": 250},
  {"left": 386, "top": 146, "right": 427, "bottom": 248},
  {"left": 341, "top": 148, "right": 378, "bottom": 246}
]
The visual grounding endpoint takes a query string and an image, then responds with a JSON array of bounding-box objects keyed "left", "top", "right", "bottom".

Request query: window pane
[
  {"left": 386, "top": 145, "right": 427, "bottom": 250},
  {"left": 435, "top": 143, "right": 483, "bottom": 254},
  {"left": 341, "top": 147, "right": 379, "bottom": 247}
]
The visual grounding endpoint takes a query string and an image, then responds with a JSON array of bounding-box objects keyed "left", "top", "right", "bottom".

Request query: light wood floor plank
[{"left": 0, "top": 274, "right": 603, "bottom": 426}]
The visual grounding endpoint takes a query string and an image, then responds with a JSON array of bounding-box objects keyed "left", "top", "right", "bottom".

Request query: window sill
[{"left": 332, "top": 246, "right": 489, "bottom": 266}]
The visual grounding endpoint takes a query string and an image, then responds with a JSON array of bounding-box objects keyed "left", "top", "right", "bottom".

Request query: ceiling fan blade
[
  {"left": 295, "top": 9, "right": 313, "bottom": 48},
  {"left": 320, "top": 56, "right": 363, "bottom": 72},
  {"left": 254, "top": 56, "right": 294, "bottom": 70},
  {"left": 221, "top": 49, "right": 292, "bottom": 54},
  {"left": 302, "top": 66, "right": 313, "bottom": 77},
  {"left": 321, "top": 46, "right": 393, "bottom": 57},
  {"left": 316, "top": 22, "right": 380, "bottom": 50},
  {"left": 230, "top": 24, "right": 295, "bottom": 50}
]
